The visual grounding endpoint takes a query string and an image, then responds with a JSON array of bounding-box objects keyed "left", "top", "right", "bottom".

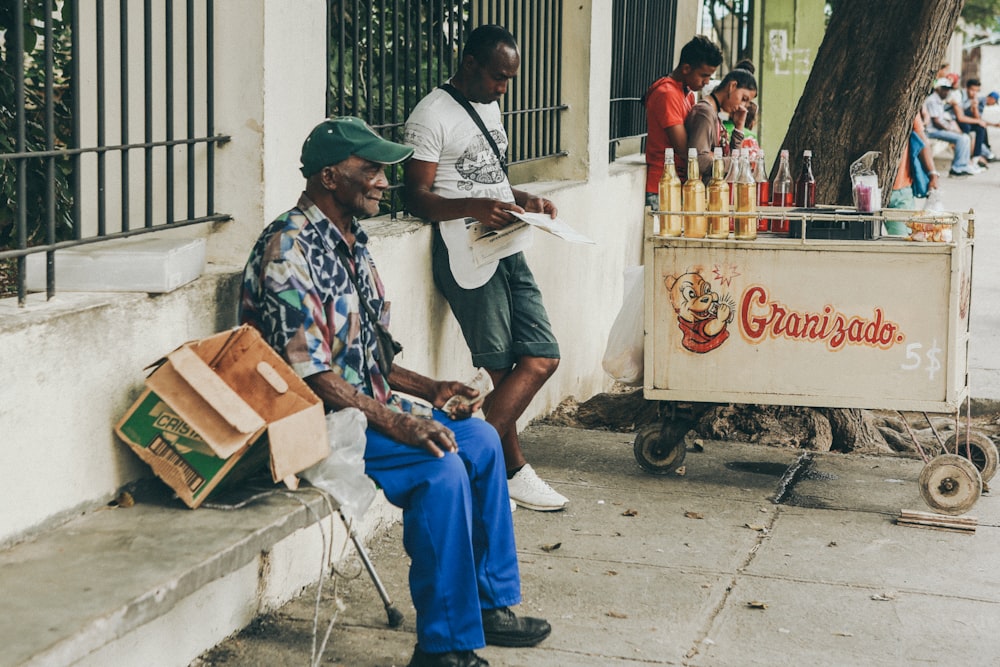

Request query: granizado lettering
[{"left": 739, "top": 285, "right": 904, "bottom": 351}]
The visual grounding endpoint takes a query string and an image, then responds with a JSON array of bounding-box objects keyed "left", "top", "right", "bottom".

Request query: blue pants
[{"left": 364, "top": 411, "right": 521, "bottom": 652}]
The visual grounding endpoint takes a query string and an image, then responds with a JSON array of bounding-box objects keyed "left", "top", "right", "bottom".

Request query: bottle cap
[
  {"left": 780, "top": 149, "right": 789, "bottom": 157},
  {"left": 688, "top": 147, "right": 697, "bottom": 157},
  {"left": 803, "top": 149, "right": 812, "bottom": 157},
  {"left": 714, "top": 147, "right": 723, "bottom": 158}
]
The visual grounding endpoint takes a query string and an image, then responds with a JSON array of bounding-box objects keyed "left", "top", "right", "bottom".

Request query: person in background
[
  {"left": 961, "top": 78, "right": 999, "bottom": 162},
  {"left": 925, "top": 77, "right": 980, "bottom": 177},
  {"left": 685, "top": 68, "right": 757, "bottom": 183},
  {"left": 945, "top": 77, "right": 991, "bottom": 168},
  {"left": 240, "top": 117, "right": 552, "bottom": 667},
  {"left": 403, "top": 25, "right": 568, "bottom": 512},
  {"left": 886, "top": 114, "right": 940, "bottom": 235},
  {"left": 643, "top": 35, "right": 723, "bottom": 203}
]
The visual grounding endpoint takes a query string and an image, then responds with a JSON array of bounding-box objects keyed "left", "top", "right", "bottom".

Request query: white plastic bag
[
  {"left": 601, "top": 266, "right": 644, "bottom": 386},
  {"left": 299, "top": 408, "right": 377, "bottom": 525}
]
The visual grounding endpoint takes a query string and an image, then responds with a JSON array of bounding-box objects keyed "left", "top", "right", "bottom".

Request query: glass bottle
[
  {"left": 770, "top": 149, "right": 794, "bottom": 235},
  {"left": 682, "top": 148, "right": 707, "bottom": 238},
  {"left": 733, "top": 151, "right": 757, "bottom": 240},
  {"left": 724, "top": 148, "right": 741, "bottom": 233},
  {"left": 753, "top": 150, "right": 770, "bottom": 232},
  {"left": 794, "top": 149, "right": 816, "bottom": 208},
  {"left": 706, "top": 147, "right": 730, "bottom": 239},
  {"left": 657, "top": 149, "right": 683, "bottom": 237}
]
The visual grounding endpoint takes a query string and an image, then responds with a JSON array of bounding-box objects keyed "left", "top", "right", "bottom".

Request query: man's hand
[
  {"left": 433, "top": 380, "right": 484, "bottom": 420},
  {"left": 470, "top": 198, "right": 526, "bottom": 230},
  {"left": 520, "top": 194, "right": 558, "bottom": 219},
  {"left": 389, "top": 411, "right": 459, "bottom": 457}
]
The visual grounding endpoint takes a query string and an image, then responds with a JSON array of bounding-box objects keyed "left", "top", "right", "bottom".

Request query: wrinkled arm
[{"left": 306, "top": 369, "right": 463, "bottom": 457}]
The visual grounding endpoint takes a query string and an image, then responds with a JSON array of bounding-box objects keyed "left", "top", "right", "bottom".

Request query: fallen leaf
[
  {"left": 833, "top": 631, "right": 854, "bottom": 637},
  {"left": 622, "top": 508, "right": 638, "bottom": 517},
  {"left": 540, "top": 542, "right": 562, "bottom": 552},
  {"left": 745, "top": 523, "right": 767, "bottom": 532},
  {"left": 109, "top": 491, "right": 135, "bottom": 508},
  {"left": 675, "top": 466, "right": 687, "bottom": 476},
  {"left": 827, "top": 541, "right": 838, "bottom": 547},
  {"left": 684, "top": 511, "right": 704, "bottom": 520},
  {"left": 605, "top": 570, "right": 618, "bottom": 576},
  {"left": 870, "top": 591, "right": 897, "bottom": 602},
  {"left": 746, "top": 600, "right": 768, "bottom": 609},
  {"left": 606, "top": 610, "right": 628, "bottom": 619}
]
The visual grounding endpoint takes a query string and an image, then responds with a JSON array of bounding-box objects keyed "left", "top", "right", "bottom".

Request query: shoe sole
[
  {"left": 511, "top": 499, "right": 568, "bottom": 511},
  {"left": 484, "top": 627, "right": 552, "bottom": 647}
]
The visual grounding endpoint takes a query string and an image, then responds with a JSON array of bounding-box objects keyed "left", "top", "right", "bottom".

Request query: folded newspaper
[{"left": 511, "top": 211, "right": 596, "bottom": 245}]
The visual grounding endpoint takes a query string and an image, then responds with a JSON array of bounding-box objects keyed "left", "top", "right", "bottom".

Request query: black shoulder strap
[{"left": 439, "top": 83, "right": 508, "bottom": 175}]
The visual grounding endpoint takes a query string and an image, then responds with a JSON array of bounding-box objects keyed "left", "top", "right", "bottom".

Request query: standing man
[
  {"left": 643, "top": 35, "right": 723, "bottom": 205},
  {"left": 240, "top": 117, "right": 551, "bottom": 667},
  {"left": 403, "top": 24, "right": 568, "bottom": 512}
]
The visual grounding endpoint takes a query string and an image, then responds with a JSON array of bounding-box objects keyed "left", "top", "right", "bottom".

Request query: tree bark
[{"left": 777, "top": 0, "right": 965, "bottom": 206}]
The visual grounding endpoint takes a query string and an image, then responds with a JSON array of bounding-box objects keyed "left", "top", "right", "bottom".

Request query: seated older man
[
  {"left": 239, "top": 117, "right": 550, "bottom": 667},
  {"left": 925, "top": 77, "right": 980, "bottom": 177}
]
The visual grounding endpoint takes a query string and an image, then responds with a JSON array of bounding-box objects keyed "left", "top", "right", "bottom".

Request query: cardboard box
[
  {"left": 26, "top": 236, "right": 206, "bottom": 293},
  {"left": 115, "top": 325, "right": 329, "bottom": 508}
]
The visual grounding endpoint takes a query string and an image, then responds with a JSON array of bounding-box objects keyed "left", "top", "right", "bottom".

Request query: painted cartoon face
[{"left": 666, "top": 272, "right": 719, "bottom": 322}]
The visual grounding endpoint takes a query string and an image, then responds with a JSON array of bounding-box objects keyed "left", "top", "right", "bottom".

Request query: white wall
[{"left": 0, "top": 0, "right": 648, "bottom": 547}]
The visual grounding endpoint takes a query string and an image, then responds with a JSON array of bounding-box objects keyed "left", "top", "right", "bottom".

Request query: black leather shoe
[
  {"left": 407, "top": 645, "right": 488, "bottom": 667},
  {"left": 481, "top": 606, "right": 552, "bottom": 647}
]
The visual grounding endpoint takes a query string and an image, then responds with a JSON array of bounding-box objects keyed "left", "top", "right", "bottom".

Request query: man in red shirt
[{"left": 644, "top": 35, "right": 723, "bottom": 205}]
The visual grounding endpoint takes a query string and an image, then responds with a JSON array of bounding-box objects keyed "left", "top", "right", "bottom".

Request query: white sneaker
[
  {"left": 508, "top": 464, "right": 568, "bottom": 511},
  {"left": 510, "top": 498, "right": 517, "bottom": 513}
]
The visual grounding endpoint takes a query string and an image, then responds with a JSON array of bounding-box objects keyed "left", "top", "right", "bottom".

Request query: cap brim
[{"left": 356, "top": 138, "right": 414, "bottom": 165}]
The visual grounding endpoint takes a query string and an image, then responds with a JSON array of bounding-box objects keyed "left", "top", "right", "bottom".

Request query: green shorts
[{"left": 432, "top": 229, "right": 560, "bottom": 369}]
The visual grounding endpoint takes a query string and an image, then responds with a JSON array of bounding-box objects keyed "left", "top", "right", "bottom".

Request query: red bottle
[
  {"left": 769, "top": 149, "right": 793, "bottom": 234},
  {"left": 794, "top": 149, "right": 816, "bottom": 208}
]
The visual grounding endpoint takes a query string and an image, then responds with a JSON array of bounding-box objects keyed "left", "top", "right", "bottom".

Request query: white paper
[
  {"left": 464, "top": 218, "right": 534, "bottom": 266},
  {"left": 511, "top": 211, "right": 596, "bottom": 245}
]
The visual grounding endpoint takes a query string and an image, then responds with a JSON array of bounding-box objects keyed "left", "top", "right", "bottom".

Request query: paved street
[{"left": 195, "top": 143, "right": 1000, "bottom": 667}]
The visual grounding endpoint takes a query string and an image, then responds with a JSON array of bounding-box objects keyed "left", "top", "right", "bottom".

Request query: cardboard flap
[
  {"left": 166, "top": 346, "right": 266, "bottom": 435},
  {"left": 267, "top": 401, "right": 329, "bottom": 482},
  {"left": 146, "top": 346, "right": 266, "bottom": 459}
]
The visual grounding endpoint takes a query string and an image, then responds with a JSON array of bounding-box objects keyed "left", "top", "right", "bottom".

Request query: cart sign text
[{"left": 739, "top": 285, "right": 905, "bottom": 351}]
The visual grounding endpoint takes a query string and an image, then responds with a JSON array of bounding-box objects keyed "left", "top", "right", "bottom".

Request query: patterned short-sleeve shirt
[{"left": 239, "top": 193, "right": 404, "bottom": 410}]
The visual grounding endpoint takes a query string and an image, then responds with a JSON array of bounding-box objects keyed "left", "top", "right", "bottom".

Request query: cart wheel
[
  {"left": 634, "top": 424, "right": 687, "bottom": 475},
  {"left": 918, "top": 454, "right": 982, "bottom": 516},
  {"left": 942, "top": 431, "right": 998, "bottom": 483}
]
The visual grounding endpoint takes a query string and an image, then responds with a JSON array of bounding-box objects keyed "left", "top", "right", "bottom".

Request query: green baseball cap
[{"left": 300, "top": 116, "right": 414, "bottom": 177}]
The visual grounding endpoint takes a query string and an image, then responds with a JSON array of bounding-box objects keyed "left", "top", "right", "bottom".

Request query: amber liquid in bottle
[
  {"left": 733, "top": 153, "right": 757, "bottom": 240},
  {"left": 706, "top": 148, "right": 730, "bottom": 239},
  {"left": 657, "top": 149, "right": 682, "bottom": 237},
  {"left": 753, "top": 151, "right": 770, "bottom": 232},
  {"left": 682, "top": 148, "right": 707, "bottom": 238}
]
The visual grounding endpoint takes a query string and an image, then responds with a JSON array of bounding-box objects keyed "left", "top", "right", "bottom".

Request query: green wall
[{"left": 755, "top": 0, "right": 828, "bottom": 166}]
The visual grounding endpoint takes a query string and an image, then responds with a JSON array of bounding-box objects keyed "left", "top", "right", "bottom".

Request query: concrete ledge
[{"left": 0, "top": 481, "right": 400, "bottom": 667}]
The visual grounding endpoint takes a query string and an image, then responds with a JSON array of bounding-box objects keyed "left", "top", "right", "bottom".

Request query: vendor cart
[{"left": 636, "top": 206, "right": 994, "bottom": 515}]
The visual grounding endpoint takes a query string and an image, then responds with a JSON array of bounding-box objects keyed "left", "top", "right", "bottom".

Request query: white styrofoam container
[{"left": 26, "top": 237, "right": 206, "bottom": 293}]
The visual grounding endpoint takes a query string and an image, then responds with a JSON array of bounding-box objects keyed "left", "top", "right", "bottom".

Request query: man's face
[
  {"left": 968, "top": 84, "right": 981, "bottom": 99},
  {"left": 936, "top": 86, "right": 951, "bottom": 99},
  {"left": 679, "top": 63, "right": 718, "bottom": 92},
  {"left": 464, "top": 45, "right": 520, "bottom": 104},
  {"left": 325, "top": 156, "right": 389, "bottom": 218}
]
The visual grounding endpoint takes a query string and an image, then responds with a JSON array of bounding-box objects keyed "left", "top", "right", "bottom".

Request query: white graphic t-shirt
[{"left": 404, "top": 87, "right": 532, "bottom": 289}]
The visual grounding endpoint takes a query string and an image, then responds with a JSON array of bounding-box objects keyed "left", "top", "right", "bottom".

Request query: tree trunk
[{"left": 778, "top": 0, "right": 965, "bottom": 206}]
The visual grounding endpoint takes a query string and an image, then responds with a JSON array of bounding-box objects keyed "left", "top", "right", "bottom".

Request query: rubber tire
[
  {"left": 918, "top": 454, "right": 982, "bottom": 516},
  {"left": 942, "top": 431, "right": 998, "bottom": 483},
  {"left": 634, "top": 423, "right": 687, "bottom": 475}
]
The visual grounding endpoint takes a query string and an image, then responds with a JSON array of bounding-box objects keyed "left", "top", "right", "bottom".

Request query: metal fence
[
  {"left": 326, "top": 0, "right": 567, "bottom": 215},
  {"left": 0, "top": 0, "right": 230, "bottom": 305},
  {"left": 608, "top": 0, "right": 678, "bottom": 161}
]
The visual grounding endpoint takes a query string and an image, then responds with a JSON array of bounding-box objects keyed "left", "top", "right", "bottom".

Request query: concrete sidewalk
[
  {"left": 196, "top": 424, "right": 1000, "bottom": 666},
  {"left": 934, "top": 140, "right": 1000, "bottom": 406}
]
